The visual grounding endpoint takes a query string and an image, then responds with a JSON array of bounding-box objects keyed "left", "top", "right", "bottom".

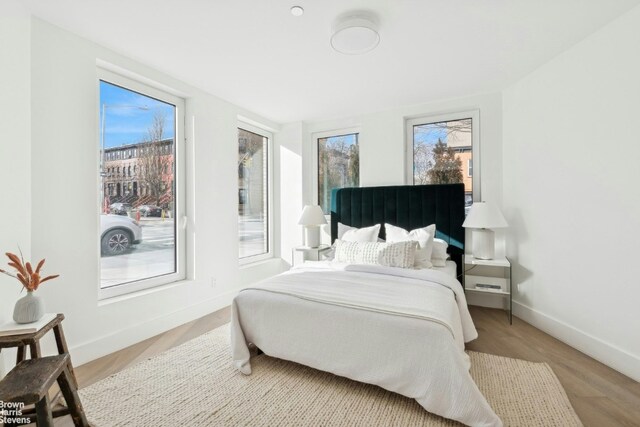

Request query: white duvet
[{"left": 231, "top": 261, "right": 501, "bottom": 427}]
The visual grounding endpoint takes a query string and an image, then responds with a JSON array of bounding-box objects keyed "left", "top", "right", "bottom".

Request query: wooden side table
[
  {"left": 0, "top": 354, "right": 89, "bottom": 427},
  {"left": 0, "top": 313, "right": 79, "bottom": 420}
]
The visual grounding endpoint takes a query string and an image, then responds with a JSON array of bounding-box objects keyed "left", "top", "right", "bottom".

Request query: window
[
  {"left": 406, "top": 111, "right": 479, "bottom": 213},
  {"left": 238, "top": 124, "right": 272, "bottom": 262},
  {"left": 98, "top": 69, "right": 185, "bottom": 298},
  {"left": 316, "top": 132, "right": 359, "bottom": 214}
]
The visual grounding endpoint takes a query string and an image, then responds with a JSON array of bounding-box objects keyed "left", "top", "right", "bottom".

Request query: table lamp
[
  {"left": 462, "top": 202, "right": 508, "bottom": 259},
  {"left": 298, "top": 205, "right": 327, "bottom": 248}
]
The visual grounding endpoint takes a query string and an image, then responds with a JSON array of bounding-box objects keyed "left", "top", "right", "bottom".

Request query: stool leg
[
  {"left": 16, "top": 345, "right": 26, "bottom": 364},
  {"left": 35, "top": 394, "right": 54, "bottom": 427},
  {"left": 57, "top": 365, "right": 89, "bottom": 427},
  {"left": 54, "top": 324, "right": 79, "bottom": 389},
  {"left": 29, "top": 340, "right": 42, "bottom": 359}
]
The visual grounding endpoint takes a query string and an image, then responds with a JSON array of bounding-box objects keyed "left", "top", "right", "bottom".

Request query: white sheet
[
  {"left": 231, "top": 262, "right": 501, "bottom": 427},
  {"left": 433, "top": 259, "right": 457, "bottom": 278}
]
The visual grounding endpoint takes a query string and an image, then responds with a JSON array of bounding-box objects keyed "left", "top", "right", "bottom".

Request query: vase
[{"left": 13, "top": 291, "right": 45, "bottom": 324}]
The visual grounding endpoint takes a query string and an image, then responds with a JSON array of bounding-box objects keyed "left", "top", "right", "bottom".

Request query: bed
[{"left": 231, "top": 184, "right": 501, "bottom": 427}]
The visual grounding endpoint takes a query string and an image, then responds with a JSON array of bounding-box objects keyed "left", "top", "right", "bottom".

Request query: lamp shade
[
  {"left": 462, "top": 202, "right": 508, "bottom": 229},
  {"left": 298, "top": 205, "right": 327, "bottom": 226}
]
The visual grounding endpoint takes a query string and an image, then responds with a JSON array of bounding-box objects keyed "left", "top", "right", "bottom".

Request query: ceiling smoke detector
[
  {"left": 330, "top": 12, "right": 380, "bottom": 55},
  {"left": 290, "top": 6, "right": 304, "bottom": 17}
]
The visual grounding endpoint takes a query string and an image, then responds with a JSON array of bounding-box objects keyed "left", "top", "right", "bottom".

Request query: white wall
[
  {"left": 25, "top": 18, "right": 285, "bottom": 366},
  {"left": 303, "top": 93, "right": 502, "bottom": 199},
  {"left": 276, "top": 123, "right": 305, "bottom": 263},
  {"left": 298, "top": 93, "right": 505, "bottom": 292},
  {"left": 0, "top": 0, "right": 32, "bottom": 375},
  {"left": 503, "top": 5, "right": 640, "bottom": 381}
]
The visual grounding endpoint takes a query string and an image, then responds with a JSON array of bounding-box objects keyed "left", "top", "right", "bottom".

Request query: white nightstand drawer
[{"left": 465, "top": 274, "right": 509, "bottom": 293}]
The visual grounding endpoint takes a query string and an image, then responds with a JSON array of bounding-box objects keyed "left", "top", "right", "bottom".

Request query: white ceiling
[{"left": 24, "top": 0, "right": 640, "bottom": 124}]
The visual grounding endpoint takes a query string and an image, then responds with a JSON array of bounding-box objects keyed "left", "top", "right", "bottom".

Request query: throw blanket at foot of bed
[{"left": 231, "top": 262, "right": 502, "bottom": 427}]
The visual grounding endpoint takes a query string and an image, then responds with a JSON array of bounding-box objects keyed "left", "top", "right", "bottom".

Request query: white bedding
[
  {"left": 231, "top": 262, "right": 501, "bottom": 427},
  {"left": 433, "top": 259, "right": 457, "bottom": 278}
]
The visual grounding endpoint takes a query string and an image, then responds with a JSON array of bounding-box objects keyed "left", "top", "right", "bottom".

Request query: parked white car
[{"left": 100, "top": 214, "right": 142, "bottom": 256}]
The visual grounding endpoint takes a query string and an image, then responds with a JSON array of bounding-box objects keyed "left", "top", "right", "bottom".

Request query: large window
[
  {"left": 238, "top": 125, "right": 272, "bottom": 261},
  {"left": 407, "top": 111, "right": 479, "bottom": 213},
  {"left": 317, "top": 132, "right": 359, "bottom": 214},
  {"left": 98, "top": 70, "right": 185, "bottom": 298}
]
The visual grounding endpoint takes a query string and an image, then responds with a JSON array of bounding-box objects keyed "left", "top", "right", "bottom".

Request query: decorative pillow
[
  {"left": 337, "top": 223, "right": 381, "bottom": 243},
  {"left": 323, "top": 245, "right": 336, "bottom": 261},
  {"left": 334, "top": 240, "right": 417, "bottom": 269},
  {"left": 432, "top": 238, "right": 450, "bottom": 267},
  {"left": 432, "top": 259, "right": 447, "bottom": 268},
  {"left": 384, "top": 223, "right": 435, "bottom": 268}
]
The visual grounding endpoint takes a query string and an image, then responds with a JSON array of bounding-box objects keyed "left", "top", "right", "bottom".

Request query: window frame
[
  {"left": 312, "top": 127, "right": 361, "bottom": 217},
  {"left": 405, "top": 110, "right": 480, "bottom": 202},
  {"left": 97, "top": 68, "right": 187, "bottom": 300},
  {"left": 237, "top": 121, "right": 274, "bottom": 265}
]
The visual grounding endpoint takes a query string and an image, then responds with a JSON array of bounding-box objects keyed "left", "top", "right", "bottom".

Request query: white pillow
[
  {"left": 337, "top": 223, "right": 381, "bottom": 243},
  {"left": 432, "top": 238, "right": 450, "bottom": 267},
  {"left": 334, "top": 239, "right": 417, "bottom": 269},
  {"left": 385, "top": 223, "right": 435, "bottom": 269}
]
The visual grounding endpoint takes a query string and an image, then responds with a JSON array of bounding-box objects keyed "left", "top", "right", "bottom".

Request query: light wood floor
[
  {"left": 466, "top": 307, "right": 640, "bottom": 427},
  {"left": 48, "top": 306, "right": 638, "bottom": 426}
]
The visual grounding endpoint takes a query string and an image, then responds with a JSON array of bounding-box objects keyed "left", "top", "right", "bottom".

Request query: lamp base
[
  {"left": 305, "top": 226, "right": 321, "bottom": 248},
  {"left": 471, "top": 229, "right": 495, "bottom": 260}
]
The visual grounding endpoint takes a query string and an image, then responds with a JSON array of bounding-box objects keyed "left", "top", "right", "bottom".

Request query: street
[
  {"left": 238, "top": 216, "right": 267, "bottom": 258},
  {"left": 101, "top": 216, "right": 267, "bottom": 288},
  {"left": 100, "top": 218, "right": 175, "bottom": 288}
]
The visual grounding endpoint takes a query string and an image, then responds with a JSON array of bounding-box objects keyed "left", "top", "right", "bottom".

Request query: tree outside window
[
  {"left": 238, "top": 127, "right": 270, "bottom": 259},
  {"left": 412, "top": 118, "right": 473, "bottom": 208},
  {"left": 318, "top": 133, "right": 359, "bottom": 214}
]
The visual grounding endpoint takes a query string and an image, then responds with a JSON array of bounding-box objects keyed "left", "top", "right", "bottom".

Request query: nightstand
[
  {"left": 291, "top": 244, "right": 331, "bottom": 266},
  {"left": 463, "top": 255, "right": 512, "bottom": 324}
]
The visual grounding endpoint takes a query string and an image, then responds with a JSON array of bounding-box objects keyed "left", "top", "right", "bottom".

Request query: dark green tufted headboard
[{"left": 330, "top": 184, "right": 466, "bottom": 278}]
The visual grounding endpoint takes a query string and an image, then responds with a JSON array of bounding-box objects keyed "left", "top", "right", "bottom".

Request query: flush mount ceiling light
[
  {"left": 290, "top": 6, "right": 304, "bottom": 17},
  {"left": 331, "top": 12, "right": 380, "bottom": 55}
]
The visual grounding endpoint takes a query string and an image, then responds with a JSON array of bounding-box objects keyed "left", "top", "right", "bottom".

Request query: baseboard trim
[
  {"left": 70, "top": 289, "right": 238, "bottom": 366},
  {"left": 513, "top": 300, "right": 640, "bottom": 382}
]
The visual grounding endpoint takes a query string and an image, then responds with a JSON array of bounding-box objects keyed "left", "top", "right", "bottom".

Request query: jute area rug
[{"left": 79, "top": 325, "right": 582, "bottom": 426}]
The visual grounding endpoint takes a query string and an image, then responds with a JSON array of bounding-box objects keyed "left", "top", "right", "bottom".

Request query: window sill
[
  {"left": 239, "top": 249, "right": 276, "bottom": 266},
  {"left": 98, "top": 278, "right": 195, "bottom": 306},
  {"left": 239, "top": 256, "right": 279, "bottom": 270}
]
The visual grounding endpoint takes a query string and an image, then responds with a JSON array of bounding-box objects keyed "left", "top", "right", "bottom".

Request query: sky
[
  {"left": 99, "top": 80, "right": 175, "bottom": 148},
  {"left": 414, "top": 123, "right": 448, "bottom": 146},
  {"left": 323, "top": 133, "right": 357, "bottom": 148}
]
